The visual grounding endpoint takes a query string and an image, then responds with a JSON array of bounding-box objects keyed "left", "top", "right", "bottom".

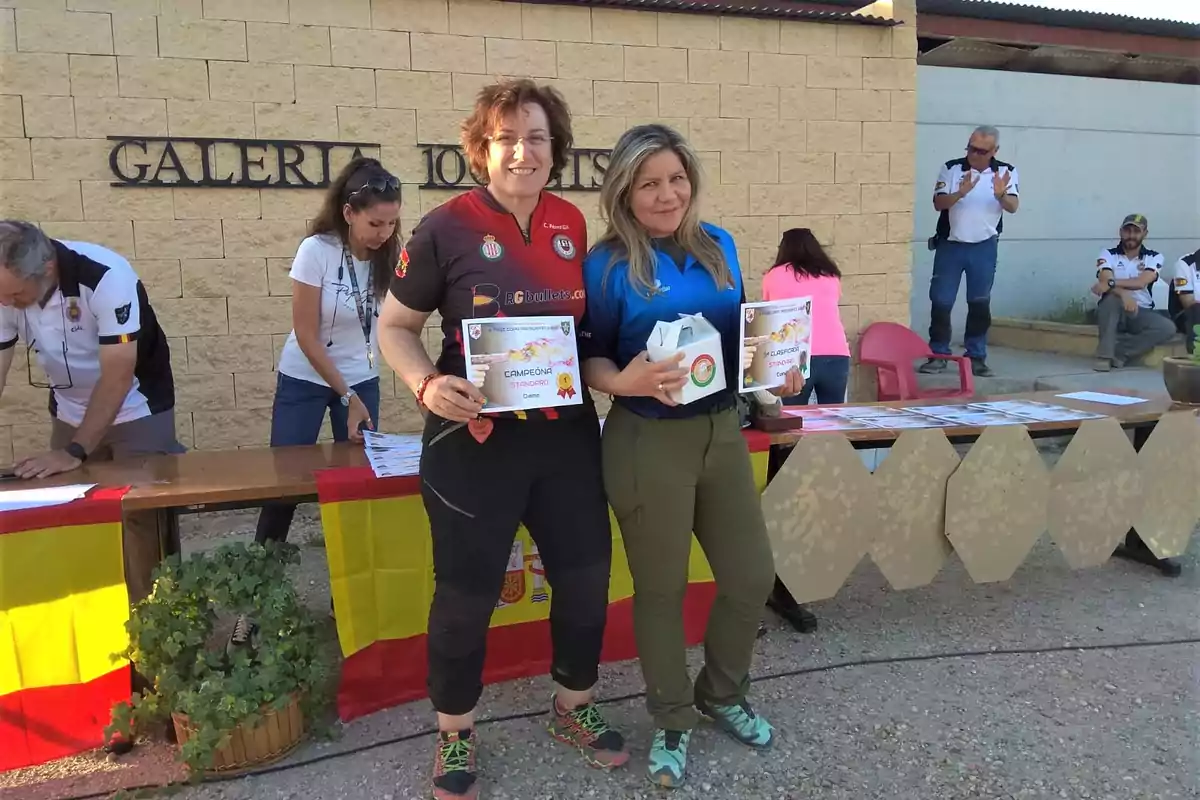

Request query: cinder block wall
[{"left": 0, "top": 0, "right": 916, "bottom": 458}]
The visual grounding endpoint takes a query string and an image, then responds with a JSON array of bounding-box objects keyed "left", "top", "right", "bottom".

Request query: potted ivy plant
[
  {"left": 1162, "top": 325, "right": 1200, "bottom": 405},
  {"left": 106, "top": 541, "right": 332, "bottom": 777}
]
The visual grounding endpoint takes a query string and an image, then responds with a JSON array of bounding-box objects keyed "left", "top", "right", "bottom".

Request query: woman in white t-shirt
[{"left": 255, "top": 157, "right": 401, "bottom": 546}]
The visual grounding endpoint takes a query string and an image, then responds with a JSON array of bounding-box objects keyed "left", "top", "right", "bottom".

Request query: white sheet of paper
[
  {"left": 0, "top": 483, "right": 96, "bottom": 513},
  {"left": 1055, "top": 391, "right": 1148, "bottom": 406}
]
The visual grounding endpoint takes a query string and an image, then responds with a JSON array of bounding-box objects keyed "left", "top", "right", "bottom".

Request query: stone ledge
[{"left": 991, "top": 317, "right": 1187, "bottom": 367}]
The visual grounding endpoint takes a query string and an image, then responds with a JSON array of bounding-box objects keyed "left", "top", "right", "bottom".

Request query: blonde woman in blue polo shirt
[{"left": 579, "top": 124, "right": 803, "bottom": 788}]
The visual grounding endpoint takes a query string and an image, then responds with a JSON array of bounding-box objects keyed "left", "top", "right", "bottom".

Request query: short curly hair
[{"left": 460, "top": 78, "right": 574, "bottom": 185}]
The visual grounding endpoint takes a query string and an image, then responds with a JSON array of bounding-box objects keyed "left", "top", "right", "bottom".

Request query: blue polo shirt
[{"left": 579, "top": 223, "right": 745, "bottom": 420}]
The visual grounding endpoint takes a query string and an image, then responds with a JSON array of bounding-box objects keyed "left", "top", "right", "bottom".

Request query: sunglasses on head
[{"left": 347, "top": 174, "right": 400, "bottom": 203}]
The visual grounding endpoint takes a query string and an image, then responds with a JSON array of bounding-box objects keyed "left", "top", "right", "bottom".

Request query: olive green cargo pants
[{"left": 601, "top": 402, "right": 776, "bottom": 731}]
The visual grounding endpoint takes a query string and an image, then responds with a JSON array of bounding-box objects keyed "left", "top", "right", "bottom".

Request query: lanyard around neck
[{"left": 342, "top": 249, "right": 375, "bottom": 367}]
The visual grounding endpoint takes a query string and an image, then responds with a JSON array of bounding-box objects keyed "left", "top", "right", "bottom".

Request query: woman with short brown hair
[{"left": 377, "top": 79, "right": 627, "bottom": 800}]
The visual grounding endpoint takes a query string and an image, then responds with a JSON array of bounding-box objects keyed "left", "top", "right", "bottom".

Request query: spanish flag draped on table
[
  {"left": 0, "top": 487, "right": 131, "bottom": 771},
  {"left": 317, "top": 431, "right": 772, "bottom": 723}
]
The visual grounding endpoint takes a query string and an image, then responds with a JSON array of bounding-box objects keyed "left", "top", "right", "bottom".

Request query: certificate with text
[
  {"left": 462, "top": 316, "right": 583, "bottom": 413},
  {"left": 739, "top": 298, "right": 813, "bottom": 393}
]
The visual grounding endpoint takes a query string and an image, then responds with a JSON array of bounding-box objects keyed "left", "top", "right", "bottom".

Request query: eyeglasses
[
  {"left": 966, "top": 146, "right": 993, "bottom": 157},
  {"left": 22, "top": 300, "right": 74, "bottom": 390},
  {"left": 26, "top": 339, "right": 73, "bottom": 390},
  {"left": 346, "top": 174, "right": 400, "bottom": 203},
  {"left": 488, "top": 134, "right": 553, "bottom": 151}
]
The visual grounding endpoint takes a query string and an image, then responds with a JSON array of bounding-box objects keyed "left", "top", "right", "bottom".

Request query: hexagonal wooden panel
[
  {"left": 1048, "top": 418, "right": 1143, "bottom": 569},
  {"left": 945, "top": 425, "right": 1049, "bottom": 584},
  {"left": 1133, "top": 410, "right": 1200, "bottom": 558},
  {"left": 761, "top": 434, "right": 877, "bottom": 604},
  {"left": 869, "top": 429, "right": 960, "bottom": 590}
]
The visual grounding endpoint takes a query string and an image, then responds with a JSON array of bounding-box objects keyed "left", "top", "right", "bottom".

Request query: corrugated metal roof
[
  {"left": 915, "top": 0, "right": 1200, "bottom": 39},
  {"left": 945, "top": 0, "right": 1195, "bottom": 25},
  {"left": 512, "top": 0, "right": 899, "bottom": 26}
]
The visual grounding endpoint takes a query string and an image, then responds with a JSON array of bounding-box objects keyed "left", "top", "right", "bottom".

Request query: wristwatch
[
  {"left": 1107, "top": 278, "right": 1116, "bottom": 289},
  {"left": 65, "top": 441, "right": 88, "bottom": 463},
  {"left": 340, "top": 388, "right": 357, "bottom": 407}
]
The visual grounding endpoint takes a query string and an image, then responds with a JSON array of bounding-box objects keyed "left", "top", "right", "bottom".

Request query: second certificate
[{"left": 739, "top": 298, "right": 813, "bottom": 393}]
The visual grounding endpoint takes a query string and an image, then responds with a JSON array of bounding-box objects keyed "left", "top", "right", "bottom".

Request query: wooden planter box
[{"left": 172, "top": 694, "right": 305, "bottom": 776}]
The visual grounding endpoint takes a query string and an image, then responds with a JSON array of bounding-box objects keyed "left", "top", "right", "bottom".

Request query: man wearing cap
[
  {"left": 0, "top": 220, "right": 182, "bottom": 477},
  {"left": 919, "top": 125, "right": 1020, "bottom": 379},
  {"left": 1167, "top": 246, "right": 1198, "bottom": 354},
  {"left": 1089, "top": 214, "right": 1178, "bottom": 371}
]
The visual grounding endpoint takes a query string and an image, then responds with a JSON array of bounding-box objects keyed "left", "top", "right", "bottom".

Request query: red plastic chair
[{"left": 856, "top": 322, "right": 976, "bottom": 402}]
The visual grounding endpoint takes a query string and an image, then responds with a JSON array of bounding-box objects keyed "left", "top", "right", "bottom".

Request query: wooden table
[
  {"left": 7, "top": 389, "right": 1191, "bottom": 601},
  {"left": 766, "top": 388, "right": 1179, "bottom": 448}
]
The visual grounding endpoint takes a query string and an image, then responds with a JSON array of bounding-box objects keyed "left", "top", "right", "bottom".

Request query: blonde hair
[{"left": 594, "top": 124, "right": 730, "bottom": 298}]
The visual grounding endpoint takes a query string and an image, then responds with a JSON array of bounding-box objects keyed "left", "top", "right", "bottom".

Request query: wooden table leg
[
  {"left": 1112, "top": 424, "right": 1183, "bottom": 577},
  {"left": 123, "top": 509, "right": 164, "bottom": 605}
]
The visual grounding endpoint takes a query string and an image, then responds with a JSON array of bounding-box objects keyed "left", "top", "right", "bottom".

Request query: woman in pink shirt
[{"left": 762, "top": 228, "right": 851, "bottom": 405}]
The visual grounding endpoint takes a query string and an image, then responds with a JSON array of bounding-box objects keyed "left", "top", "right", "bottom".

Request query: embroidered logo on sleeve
[
  {"left": 1177, "top": 277, "right": 1191, "bottom": 288},
  {"left": 114, "top": 303, "right": 132, "bottom": 325}
]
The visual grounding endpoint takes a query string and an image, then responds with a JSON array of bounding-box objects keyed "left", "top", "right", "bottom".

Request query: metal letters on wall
[
  {"left": 420, "top": 144, "right": 609, "bottom": 192},
  {"left": 108, "top": 137, "right": 382, "bottom": 189},
  {"left": 107, "top": 137, "right": 611, "bottom": 192}
]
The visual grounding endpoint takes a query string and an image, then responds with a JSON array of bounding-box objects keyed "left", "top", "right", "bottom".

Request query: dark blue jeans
[
  {"left": 783, "top": 355, "right": 851, "bottom": 406},
  {"left": 255, "top": 372, "right": 381, "bottom": 544},
  {"left": 928, "top": 236, "right": 999, "bottom": 359}
]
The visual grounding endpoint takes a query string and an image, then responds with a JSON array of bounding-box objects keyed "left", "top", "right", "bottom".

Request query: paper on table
[
  {"left": 906, "top": 404, "right": 974, "bottom": 418},
  {"left": 1055, "top": 391, "right": 1148, "bottom": 406},
  {"left": 862, "top": 414, "right": 957, "bottom": 429},
  {"left": 926, "top": 410, "right": 1028, "bottom": 426},
  {"left": 362, "top": 430, "right": 422, "bottom": 478},
  {"left": 827, "top": 406, "right": 905, "bottom": 419},
  {"left": 0, "top": 483, "right": 96, "bottom": 513},
  {"left": 971, "top": 400, "right": 1106, "bottom": 422}
]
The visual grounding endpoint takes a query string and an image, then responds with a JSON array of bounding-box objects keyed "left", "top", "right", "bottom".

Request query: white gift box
[{"left": 646, "top": 313, "right": 727, "bottom": 405}]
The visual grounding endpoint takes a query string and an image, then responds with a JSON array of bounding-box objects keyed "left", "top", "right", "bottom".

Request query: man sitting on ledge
[
  {"left": 1089, "top": 214, "right": 1177, "bottom": 372},
  {"left": 1168, "top": 247, "right": 1198, "bottom": 354}
]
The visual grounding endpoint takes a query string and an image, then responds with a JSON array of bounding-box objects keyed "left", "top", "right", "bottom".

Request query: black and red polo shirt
[{"left": 390, "top": 187, "right": 590, "bottom": 420}]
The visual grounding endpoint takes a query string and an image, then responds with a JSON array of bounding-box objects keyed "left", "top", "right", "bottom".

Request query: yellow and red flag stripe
[
  {"left": 0, "top": 488, "right": 131, "bottom": 771},
  {"left": 318, "top": 430, "right": 772, "bottom": 722}
]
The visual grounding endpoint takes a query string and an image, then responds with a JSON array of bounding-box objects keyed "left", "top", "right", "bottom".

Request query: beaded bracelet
[{"left": 415, "top": 372, "right": 440, "bottom": 408}]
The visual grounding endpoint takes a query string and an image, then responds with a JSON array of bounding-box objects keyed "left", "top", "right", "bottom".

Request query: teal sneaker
[
  {"left": 647, "top": 728, "right": 691, "bottom": 788},
  {"left": 696, "top": 698, "right": 774, "bottom": 748}
]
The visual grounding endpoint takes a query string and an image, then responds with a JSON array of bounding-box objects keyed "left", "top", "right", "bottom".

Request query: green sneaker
[
  {"left": 431, "top": 729, "right": 478, "bottom": 800},
  {"left": 547, "top": 695, "right": 630, "bottom": 769},
  {"left": 696, "top": 698, "right": 774, "bottom": 748},
  {"left": 647, "top": 728, "right": 691, "bottom": 788}
]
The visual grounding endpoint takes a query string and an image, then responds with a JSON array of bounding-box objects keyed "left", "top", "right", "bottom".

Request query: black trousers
[{"left": 419, "top": 409, "right": 613, "bottom": 715}]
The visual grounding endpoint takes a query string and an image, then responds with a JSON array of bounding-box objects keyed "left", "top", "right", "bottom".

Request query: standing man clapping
[{"left": 920, "top": 125, "right": 1020, "bottom": 378}]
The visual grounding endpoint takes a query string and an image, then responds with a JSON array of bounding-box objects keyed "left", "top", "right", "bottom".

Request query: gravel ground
[{"left": 5, "top": 434, "right": 1199, "bottom": 800}]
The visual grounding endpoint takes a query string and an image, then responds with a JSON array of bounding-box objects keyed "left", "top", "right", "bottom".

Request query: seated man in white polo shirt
[
  {"left": 0, "top": 220, "right": 183, "bottom": 478},
  {"left": 1089, "top": 214, "right": 1178, "bottom": 371},
  {"left": 919, "top": 125, "right": 1020, "bottom": 379},
  {"left": 1168, "top": 247, "right": 1198, "bottom": 354}
]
